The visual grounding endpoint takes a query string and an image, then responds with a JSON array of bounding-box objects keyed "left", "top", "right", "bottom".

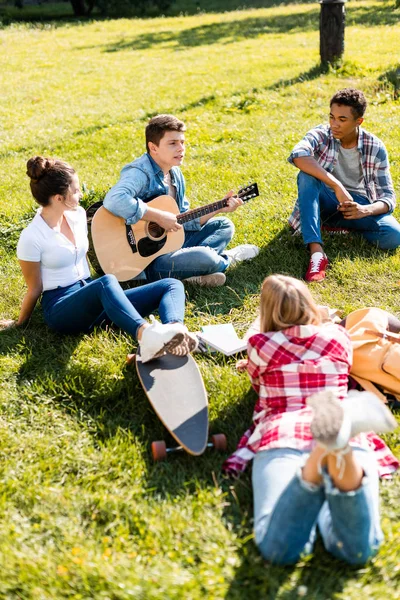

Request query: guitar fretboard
[{"left": 177, "top": 199, "right": 228, "bottom": 224}]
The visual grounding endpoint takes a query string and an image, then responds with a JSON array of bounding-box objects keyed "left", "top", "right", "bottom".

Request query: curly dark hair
[{"left": 330, "top": 88, "right": 367, "bottom": 119}]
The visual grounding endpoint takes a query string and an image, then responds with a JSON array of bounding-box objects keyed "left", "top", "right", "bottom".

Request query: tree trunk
[
  {"left": 70, "top": 0, "right": 87, "bottom": 16},
  {"left": 320, "top": 1, "right": 346, "bottom": 65}
]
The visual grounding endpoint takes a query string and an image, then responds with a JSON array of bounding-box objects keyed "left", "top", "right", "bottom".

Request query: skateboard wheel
[
  {"left": 151, "top": 440, "right": 167, "bottom": 461},
  {"left": 211, "top": 433, "right": 227, "bottom": 452}
]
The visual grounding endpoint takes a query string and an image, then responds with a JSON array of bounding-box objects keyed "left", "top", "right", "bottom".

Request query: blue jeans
[
  {"left": 41, "top": 275, "right": 185, "bottom": 339},
  {"left": 297, "top": 172, "right": 400, "bottom": 249},
  {"left": 145, "top": 217, "right": 234, "bottom": 281},
  {"left": 252, "top": 448, "right": 383, "bottom": 566}
]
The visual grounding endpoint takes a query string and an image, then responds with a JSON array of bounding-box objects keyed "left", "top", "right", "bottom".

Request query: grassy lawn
[{"left": 0, "top": 0, "right": 399, "bottom": 597}]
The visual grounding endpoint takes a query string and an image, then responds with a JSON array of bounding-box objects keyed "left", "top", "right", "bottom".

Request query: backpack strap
[{"left": 364, "top": 329, "right": 400, "bottom": 344}]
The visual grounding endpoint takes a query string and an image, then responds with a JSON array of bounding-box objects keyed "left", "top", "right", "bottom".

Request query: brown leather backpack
[{"left": 345, "top": 308, "right": 400, "bottom": 403}]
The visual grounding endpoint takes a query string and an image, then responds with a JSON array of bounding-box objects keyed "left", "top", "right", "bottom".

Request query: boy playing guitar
[{"left": 103, "top": 114, "right": 259, "bottom": 287}]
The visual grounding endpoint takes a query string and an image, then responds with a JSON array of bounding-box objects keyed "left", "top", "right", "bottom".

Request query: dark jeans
[
  {"left": 41, "top": 275, "right": 185, "bottom": 339},
  {"left": 145, "top": 217, "right": 235, "bottom": 281},
  {"left": 297, "top": 172, "right": 400, "bottom": 249}
]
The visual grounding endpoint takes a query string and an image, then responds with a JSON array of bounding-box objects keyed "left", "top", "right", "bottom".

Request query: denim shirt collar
[
  {"left": 147, "top": 152, "right": 179, "bottom": 189},
  {"left": 147, "top": 153, "right": 164, "bottom": 178}
]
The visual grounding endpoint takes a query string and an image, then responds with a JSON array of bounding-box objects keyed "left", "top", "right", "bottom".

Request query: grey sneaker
[
  {"left": 184, "top": 272, "right": 226, "bottom": 287},
  {"left": 225, "top": 244, "right": 260, "bottom": 266},
  {"left": 307, "top": 390, "right": 397, "bottom": 451}
]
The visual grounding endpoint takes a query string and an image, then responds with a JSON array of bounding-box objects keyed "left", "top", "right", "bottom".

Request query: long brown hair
[{"left": 259, "top": 275, "right": 321, "bottom": 332}]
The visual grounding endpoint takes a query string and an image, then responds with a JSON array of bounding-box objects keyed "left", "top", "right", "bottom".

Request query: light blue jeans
[
  {"left": 145, "top": 217, "right": 234, "bottom": 281},
  {"left": 297, "top": 172, "right": 400, "bottom": 249},
  {"left": 252, "top": 448, "right": 383, "bottom": 565},
  {"left": 41, "top": 275, "right": 185, "bottom": 339}
]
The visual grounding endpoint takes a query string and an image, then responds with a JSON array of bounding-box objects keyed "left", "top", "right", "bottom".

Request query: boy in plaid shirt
[{"left": 288, "top": 88, "right": 400, "bottom": 282}]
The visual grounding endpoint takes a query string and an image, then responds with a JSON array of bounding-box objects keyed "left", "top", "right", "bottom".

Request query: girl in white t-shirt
[{"left": 0, "top": 156, "right": 197, "bottom": 363}]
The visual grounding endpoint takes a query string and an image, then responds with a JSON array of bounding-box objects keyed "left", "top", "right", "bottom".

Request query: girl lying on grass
[
  {"left": 224, "top": 275, "right": 398, "bottom": 565},
  {"left": 0, "top": 156, "right": 197, "bottom": 363}
]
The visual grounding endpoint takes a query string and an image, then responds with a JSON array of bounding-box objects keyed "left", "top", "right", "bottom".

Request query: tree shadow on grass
[
  {"left": 346, "top": 4, "right": 400, "bottom": 28},
  {"left": 74, "top": 3, "right": 400, "bottom": 55},
  {"left": 378, "top": 65, "right": 400, "bottom": 100},
  {"left": 171, "top": 0, "right": 316, "bottom": 16},
  {"left": 2, "top": 0, "right": 397, "bottom": 33},
  {"left": 94, "top": 11, "right": 319, "bottom": 53},
  {"left": 268, "top": 62, "right": 329, "bottom": 90},
  {"left": 0, "top": 0, "right": 316, "bottom": 28}
]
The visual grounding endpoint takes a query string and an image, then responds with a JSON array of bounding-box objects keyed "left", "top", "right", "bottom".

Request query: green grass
[{"left": 0, "top": 1, "right": 400, "bottom": 597}]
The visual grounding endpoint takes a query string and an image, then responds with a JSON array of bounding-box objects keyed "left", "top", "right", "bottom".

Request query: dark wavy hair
[
  {"left": 330, "top": 88, "right": 367, "bottom": 119},
  {"left": 145, "top": 114, "right": 186, "bottom": 152}
]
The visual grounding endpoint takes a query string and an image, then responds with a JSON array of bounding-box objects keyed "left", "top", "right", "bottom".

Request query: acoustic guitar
[{"left": 88, "top": 183, "right": 259, "bottom": 282}]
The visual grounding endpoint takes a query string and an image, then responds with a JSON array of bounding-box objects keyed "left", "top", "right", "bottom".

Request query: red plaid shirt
[{"left": 223, "top": 323, "right": 399, "bottom": 478}]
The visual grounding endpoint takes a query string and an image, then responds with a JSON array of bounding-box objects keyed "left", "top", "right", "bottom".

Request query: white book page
[{"left": 198, "top": 324, "right": 247, "bottom": 356}]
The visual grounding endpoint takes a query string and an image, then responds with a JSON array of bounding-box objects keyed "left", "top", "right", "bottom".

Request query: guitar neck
[{"left": 177, "top": 199, "right": 228, "bottom": 224}]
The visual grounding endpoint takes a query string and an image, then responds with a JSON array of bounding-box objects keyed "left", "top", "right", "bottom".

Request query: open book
[{"left": 197, "top": 324, "right": 247, "bottom": 356}]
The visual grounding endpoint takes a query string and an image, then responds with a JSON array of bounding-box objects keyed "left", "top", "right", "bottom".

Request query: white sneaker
[
  {"left": 139, "top": 316, "right": 186, "bottom": 363},
  {"left": 184, "top": 272, "right": 226, "bottom": 287},
  {"left": 225, "top": 244, "right": 260, "bottom": 266},
  {"left": 307, "top": 390, "right": 397, "bottom": 451}
]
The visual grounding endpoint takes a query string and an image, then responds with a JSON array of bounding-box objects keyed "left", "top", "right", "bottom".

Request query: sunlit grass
[{"left": 0, "top": 1, "right": 399, "bottom": 597}]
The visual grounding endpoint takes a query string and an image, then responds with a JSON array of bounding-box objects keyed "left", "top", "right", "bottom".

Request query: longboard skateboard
[{"left": 135, "top": 350, "right": 226, "bottom": 460}]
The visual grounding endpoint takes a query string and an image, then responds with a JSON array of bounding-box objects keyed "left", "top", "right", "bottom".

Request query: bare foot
[{"left": 236, "top": 358, "right": 248, "bottom": 373}]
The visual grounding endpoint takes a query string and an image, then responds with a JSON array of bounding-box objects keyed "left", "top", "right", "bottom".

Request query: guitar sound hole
[{"left": 147, "top": 222, "right": 166, "bottom": 240}]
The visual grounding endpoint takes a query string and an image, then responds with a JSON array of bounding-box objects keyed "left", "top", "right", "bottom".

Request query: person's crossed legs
[
  {"left": 297, "top": 171, "right": 400, "bottom": 282},
  {"left": 146, "top": 216, "right": 259, "bottom": 286}
]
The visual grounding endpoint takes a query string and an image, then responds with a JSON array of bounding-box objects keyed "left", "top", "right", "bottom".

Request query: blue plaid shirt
[{"left": 288, "top": 124, "right": 396, "bottom": 232}]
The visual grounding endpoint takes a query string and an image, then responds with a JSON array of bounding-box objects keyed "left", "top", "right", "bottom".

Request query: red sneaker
[{"left": 305, "top": 252, "right": 329, "bottom": 282}]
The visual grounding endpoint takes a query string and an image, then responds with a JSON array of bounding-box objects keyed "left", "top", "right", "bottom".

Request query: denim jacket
[{"left": 104, "top": 153, "right": 202, "bottom": 231}]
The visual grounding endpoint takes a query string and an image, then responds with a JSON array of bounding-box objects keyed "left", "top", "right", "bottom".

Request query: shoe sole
[
  {"left": 184, "top": 274, "right": 226, "bottom": 287},
  {"left": 307, "top": 392, "right": 346, "bottom": 448},
  {"left": 322, "top": 227, "right": 350, "bottom": 235},
  {"left": 169, "top": 333, "right": 199, "bottom": 357},
  {"left": 150, "top": 332, "right": 185, "bottom": 360},
  {"left": 127, "top": 332, "right": 192, "bottom": 364}
]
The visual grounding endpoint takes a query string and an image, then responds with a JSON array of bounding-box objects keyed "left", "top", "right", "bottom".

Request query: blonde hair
[{"left": 259, "top": 275, "right": 321, "bottom": 332}]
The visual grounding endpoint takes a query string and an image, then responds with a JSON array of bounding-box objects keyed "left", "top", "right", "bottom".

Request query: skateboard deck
[{"left": 136, "top": 351, "right": 208, "bottom": 455}]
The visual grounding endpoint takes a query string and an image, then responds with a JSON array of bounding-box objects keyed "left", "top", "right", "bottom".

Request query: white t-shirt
[
  {"left": 163, "top": 171, "right": 177, "bottom": 200},
  {"left": 17, "top": 205, "right": 90, "bottom": 291}
]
